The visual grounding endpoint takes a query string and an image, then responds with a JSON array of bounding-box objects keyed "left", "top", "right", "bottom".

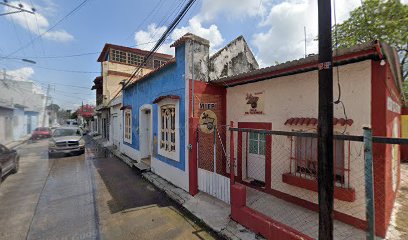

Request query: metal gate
[{"left": 197, "top": 124, "right": 230, "bottom": 203}]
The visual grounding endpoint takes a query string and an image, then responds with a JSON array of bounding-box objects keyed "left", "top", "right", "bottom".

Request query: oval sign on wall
[{"left": 199, "top": 110, "right": 217, "bottom": 134}]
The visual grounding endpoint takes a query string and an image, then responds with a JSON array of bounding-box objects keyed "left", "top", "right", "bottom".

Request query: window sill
[
  {"left": 158, "top": 149, "right": 179, "bottom": 162},
  {"left": 282, "top": 173, "right": 356, "bottom": 202}
]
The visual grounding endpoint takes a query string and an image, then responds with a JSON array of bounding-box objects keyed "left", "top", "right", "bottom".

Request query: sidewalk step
[
  {"left": 133, "top": 162, "right": 151, "bottom": 172},
  {"left": 117, "top": 153, "right": 135, "bottom": 168}
]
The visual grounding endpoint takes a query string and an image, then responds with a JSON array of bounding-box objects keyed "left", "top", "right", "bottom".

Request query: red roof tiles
[{"left": 284, "top": 117, "right": 353, "bottom": 126}]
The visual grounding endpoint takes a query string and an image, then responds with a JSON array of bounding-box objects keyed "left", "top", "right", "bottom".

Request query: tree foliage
[{"left": 333, "top": 0, "right": 408, "bottom": 81}]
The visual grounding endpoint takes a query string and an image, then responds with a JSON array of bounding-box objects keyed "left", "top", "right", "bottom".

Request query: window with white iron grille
[
  {"left": 124, "top": 110, "right": 132, "bottom": 143},
  {"left": 160, "top": 105, "right": 176, "bottom": 152}
]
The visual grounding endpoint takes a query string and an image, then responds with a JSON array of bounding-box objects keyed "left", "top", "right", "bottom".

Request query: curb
[{"left": 5, "top": 135, "right": 31, "bottom": 150}]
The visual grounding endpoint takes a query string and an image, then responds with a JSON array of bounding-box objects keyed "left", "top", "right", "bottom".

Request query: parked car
[
  {"left": 0, "top": 144, "right": 19, "bottom": 184},
  {"left": 48, "top": 127, "right": 85, "bottom": 157},
  {"left": 31, "top": 127, "right": 52, "bottom": 140}
]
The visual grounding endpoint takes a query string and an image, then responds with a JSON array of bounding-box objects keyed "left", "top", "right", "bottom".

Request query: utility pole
[
  {"left": 317, "top": 0, "right": 334, "bottom": 239},
  {"left": 0, "top": 2, "right": 36, "bottom": 16},
  {"left": 42, "top": 84, "right": 51, "bottom": 127},
  {"left": 304, "top": 26, "right": 307, "bottom": 57}
]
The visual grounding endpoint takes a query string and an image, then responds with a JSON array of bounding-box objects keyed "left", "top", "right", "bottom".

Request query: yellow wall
[
  {"left": 101, "top": 61, "right": 152, "bottom": 104},
  {"left": 401, "top": 115, "right": 408, "bottom": 138}
]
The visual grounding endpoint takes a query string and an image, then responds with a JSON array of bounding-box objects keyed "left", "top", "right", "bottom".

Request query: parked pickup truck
[{"left": 48, "top": 127, "right": 85, "bottom": 157}]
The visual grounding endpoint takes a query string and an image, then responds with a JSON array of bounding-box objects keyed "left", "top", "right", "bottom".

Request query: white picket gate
[
  {"left": 197, "top": 125, "right": 230, "bottom": 204},
  {"left": 198, "top": 168, "right": 230, "bottom": 203}
]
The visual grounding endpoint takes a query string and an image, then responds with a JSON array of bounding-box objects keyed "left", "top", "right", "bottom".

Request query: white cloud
[
  {"left": 134, "top": 0, "right": 365, "bottom": 66},
  {"left": 196, "top": 0, "right": 265, "bottom": 22},
  {"left": 135, "top": 17, "right": 224, "bottom": 55},
  {"left": 43, "top": 30, "right": 74, "bottom": 42},
  {"left": 252, "top": 0, "right": 361, "bottom": 66},
  {"left": 171, "top": 17, "right": 224, "bottom": 50},
  {"left": 134, "top": 23, "right": 172, "bottom": 55},
  {"left": 7, "top": 67, "right": 35, "bottom": 81},
  {"left": 3, "top": 1, "right": 74, "bottom": 42}
]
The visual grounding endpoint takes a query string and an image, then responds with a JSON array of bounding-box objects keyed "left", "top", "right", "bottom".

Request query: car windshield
[
  {"left": 53, "top": 129, "right": 81, "bottom": 137},
  {"left": 35, "top": 127, "right": 49, "bottom": 131}
]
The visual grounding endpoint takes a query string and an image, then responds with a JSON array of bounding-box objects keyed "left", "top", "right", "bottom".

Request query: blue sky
[{"left": 1, "top": 0, "right": 391, "bottom": 109}]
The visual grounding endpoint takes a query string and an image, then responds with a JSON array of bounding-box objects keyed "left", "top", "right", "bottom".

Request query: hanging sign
[
  {"left": 199, "top": 110, "right": 217, "bottom": 134},
  {"left": 245, "top": 91, "right": 264, "bottom": 115}
]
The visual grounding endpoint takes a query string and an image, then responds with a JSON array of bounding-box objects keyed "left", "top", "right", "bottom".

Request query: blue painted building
[{"left": 121, "top": 34, "right": 210, "bottom": 190}]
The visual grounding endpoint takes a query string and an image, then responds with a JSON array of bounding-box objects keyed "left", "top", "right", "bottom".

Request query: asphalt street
[{"left": 0, "top": 138, "right": 217, "bottom": 240}]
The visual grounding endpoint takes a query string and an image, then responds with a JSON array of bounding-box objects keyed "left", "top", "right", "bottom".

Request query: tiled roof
[{"left": 284, "top": 117, "right": 353, "bottom": 126}]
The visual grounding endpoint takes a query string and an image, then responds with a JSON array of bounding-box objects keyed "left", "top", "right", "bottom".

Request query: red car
[{"left": 31, "top": 127, "right": 52, "bottom": 140}]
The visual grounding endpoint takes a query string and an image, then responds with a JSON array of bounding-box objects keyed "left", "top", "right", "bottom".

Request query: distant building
[{"left": 0, "top": 74, "right": 47, "bottom": 143}]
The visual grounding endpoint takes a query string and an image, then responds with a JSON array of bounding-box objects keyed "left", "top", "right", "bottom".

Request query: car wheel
[{"left": 11, "top": 158, "right": 19, "bottom": 174}]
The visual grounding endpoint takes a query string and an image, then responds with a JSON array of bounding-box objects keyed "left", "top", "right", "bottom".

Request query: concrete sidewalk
[
  {"left": 4, "top": 134, "right": 31, "bottom": 149},
  {"left": 90, "top": 136, "right": 261, "bottom": 240}
]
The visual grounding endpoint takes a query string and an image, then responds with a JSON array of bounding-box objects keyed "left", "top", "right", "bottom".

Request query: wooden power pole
[{"left": 317, "top": 0, "right": 334, "bottom": 239}]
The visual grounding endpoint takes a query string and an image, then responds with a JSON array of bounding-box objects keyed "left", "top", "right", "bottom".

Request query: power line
[
  {"left": 3, "top": 57, "right": 99, "bottom": 73},
  {"left": 0, "top": 40, "right": 159, "bottom": 60},
  {"left": 124, "top": 0, "right": 164, "bottom": 41},
  {"left": 33, "top": 65, "right": 99, "bottom": 74},
  {"left": 107, "top": 0, "right": 197, "bottom": 106},
  {"left": 3, "top": 0, "right": 91, "bottom": 58}
]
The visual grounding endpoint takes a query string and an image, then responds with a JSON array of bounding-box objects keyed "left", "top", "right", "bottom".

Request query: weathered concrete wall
[
  {"left": 209, "top": 36, "right": 259, "bottom": 81},
  {"left": 184, "top": 37, "right": 210, "bottom": 82}
]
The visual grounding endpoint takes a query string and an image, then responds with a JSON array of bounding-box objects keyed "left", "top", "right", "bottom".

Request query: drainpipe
[{"left": 191, "top": 40, "right": 195, "bottom": 117}]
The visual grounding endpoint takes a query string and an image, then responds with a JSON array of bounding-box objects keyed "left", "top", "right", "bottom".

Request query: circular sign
[{"left": 199, "top": 110, "right": 217, "bottom": 134}]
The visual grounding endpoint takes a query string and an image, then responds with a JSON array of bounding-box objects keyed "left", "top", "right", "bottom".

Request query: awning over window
[
  {"left": 120, "top": 105, "right": 132, "bottom": 110},
  {"left": 284, "top": 117, "right": 353, "bottom": 126},
  {"left": 152, "top": 95, "right": 180, "bottom": 104}
]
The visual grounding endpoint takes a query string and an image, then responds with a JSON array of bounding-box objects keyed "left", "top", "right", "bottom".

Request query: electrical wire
[
  {"left": 0, "top": 40, "right": 159, "bottom": 60},
  {"left": 332, "top": 0, "right": 348, "bottom": 134},
  {"left": 106, "top": 0, "right": 197, "bottom": 106},
  {"left": 106, "top": 0, "right": 189, "bottom": 99},
  {"left": 123, "top": 0, "right": 164, "bottom": 41},
  {"left": 3, "top": 0, "right": 91, "bottom": 58},
  {"left": 4, "top": 57, "right": 99, "bottom": 73}
]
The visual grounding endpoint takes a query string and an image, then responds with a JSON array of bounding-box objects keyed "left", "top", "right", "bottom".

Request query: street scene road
[{"left": 0, "top": 138, "right": 217, "bottom": 240}]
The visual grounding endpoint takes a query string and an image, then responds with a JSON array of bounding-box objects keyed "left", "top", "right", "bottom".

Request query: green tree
[{"left": 333, "top": 0, "right": 408, "bottom": 81}]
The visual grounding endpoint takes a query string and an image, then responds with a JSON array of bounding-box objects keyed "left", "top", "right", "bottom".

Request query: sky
[{"left": 0, "top": 0, "right": 406, "bottom": 110}]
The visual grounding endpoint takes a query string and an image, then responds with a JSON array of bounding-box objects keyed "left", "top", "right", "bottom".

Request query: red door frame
[{"left": 237, "top": 122, "right": 272, "bottom": 190}]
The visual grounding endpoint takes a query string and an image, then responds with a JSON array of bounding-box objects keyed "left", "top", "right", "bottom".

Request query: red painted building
[{"left": 188, "top": 40, "right": 404, "bottom": 239}]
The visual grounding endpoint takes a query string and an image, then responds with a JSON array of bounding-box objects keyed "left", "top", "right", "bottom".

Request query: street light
[
  {"left": 0, "top": 1, "right": 36, "bottom": 16},
  {"left": 0, "top": 57, "right": 36, "bottom": 64},
  {"left": 21, "top": 59, "right": 36, "bottom": 64}
]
